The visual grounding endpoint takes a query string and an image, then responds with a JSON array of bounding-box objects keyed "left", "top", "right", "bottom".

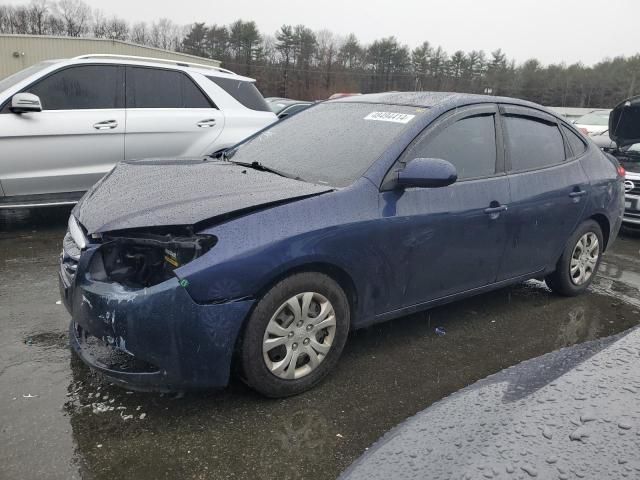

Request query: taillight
[
  {"left": 617, "top": 165, "right": 626, "bottom": 177},
  {"left": 578, "top": 127, "right": 589, "bottom": 136}
]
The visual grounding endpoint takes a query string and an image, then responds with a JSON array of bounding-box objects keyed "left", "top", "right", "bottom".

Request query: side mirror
[
  {"left": 278, "top": 112, "right": 289, "bottom": 120},
  {"left": 11, "top": 93, "right": 42, "bottom": 113},
  {"left": 397, "top": 158, "right": 457, "bottom": 189}
]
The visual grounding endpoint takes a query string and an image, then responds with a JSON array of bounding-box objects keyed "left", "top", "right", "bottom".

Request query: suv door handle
[
  {"left": 93, "top": 120, "right": 118, "bottom": 130},
  {"left": 569, "top": 190, "right": 587, "bottom": 198},
  {"left": 197, "top": 119, "right": 217, "bottom": 128},
  {"left": 484, "top": 205, "right": 508, "bottom": 215}
]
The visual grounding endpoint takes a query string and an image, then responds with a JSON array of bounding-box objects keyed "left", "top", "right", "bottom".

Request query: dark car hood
[
  {"left": 609, "top": 95, "right": 640, "bottom": 147},
  {"left": 73, "top": 158, "right": 333, "bottom": 234}
]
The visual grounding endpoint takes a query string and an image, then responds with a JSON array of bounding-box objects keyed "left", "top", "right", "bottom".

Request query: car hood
[
  {"left": 609, "top": 95, "right": 640, "bottom": 147},
  {"left": 73, "top": 158, "right": 333, "bottom": 234}
]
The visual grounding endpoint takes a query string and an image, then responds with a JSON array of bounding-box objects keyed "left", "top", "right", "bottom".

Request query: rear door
[
  {"left": 497, "top": 105, "right": 589, "bottom": 280},
  {"left": 377, "top": 104, "right": 511, "bottom": 312},
  {"left": 124, "top": 66, "right": 224, "bottom": 160},
  {"left": 0, "top": 64, "right": 125, "bottom": 196}
]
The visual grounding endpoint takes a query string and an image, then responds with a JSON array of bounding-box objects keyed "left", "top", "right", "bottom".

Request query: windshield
[
  {"left": 0, "top": 61, "right": 56, "bottom": 93},
  {"left": 228, "top": 102, "right": 423, "bottom": 187},
  {"left": 575, "top": 111, "right": 610, "bottom": 126}
]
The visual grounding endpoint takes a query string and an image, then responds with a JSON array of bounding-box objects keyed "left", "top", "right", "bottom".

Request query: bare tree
[
  {"left": 150, "top": 18, "right": 180, "bottom": 50},
  {"left": 56, "top": 0, "right": 91, "bottom": 37},
  {"left": 130, "top": 21, "right": 149, "bottom": 45},
  {"left": 27, "top": 0, "right": 50, "bottom": 34}
]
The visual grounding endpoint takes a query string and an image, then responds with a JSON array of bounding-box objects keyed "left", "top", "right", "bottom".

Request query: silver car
[{"left": 0, "top": 54, "right": 277, "bottom": 208}]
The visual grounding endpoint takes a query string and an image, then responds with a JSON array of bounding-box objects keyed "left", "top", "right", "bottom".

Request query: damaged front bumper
[{"left": 60, "top": 245, "right": 254, "bottom": 391}]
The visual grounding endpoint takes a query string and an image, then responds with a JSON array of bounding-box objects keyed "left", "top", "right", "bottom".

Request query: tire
[
  {"left": 545, "top": 220, "right": 604, "bottom": 297},
  {"left": 240, "top": 272, "right": 350, "bottom": 398}
]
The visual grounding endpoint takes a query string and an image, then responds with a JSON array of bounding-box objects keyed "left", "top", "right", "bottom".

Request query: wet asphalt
[{"left": 1, "top": 207, "right": 640, "bottom": 480}]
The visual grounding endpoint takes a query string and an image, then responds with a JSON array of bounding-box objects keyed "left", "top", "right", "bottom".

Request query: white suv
[{"left": 0, "top": 54, "right": 277, "bottom": 208}]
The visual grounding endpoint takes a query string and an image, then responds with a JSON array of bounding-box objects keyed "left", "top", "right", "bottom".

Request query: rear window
[
  {"left": 504, "top": 116, "right": 566, "bottom": 171},
  {"left": 207, "top": 76, "right": 270, "bottom": 112},
  {"left": 562, "top": 125, "right": 587, "bottom": 157}
]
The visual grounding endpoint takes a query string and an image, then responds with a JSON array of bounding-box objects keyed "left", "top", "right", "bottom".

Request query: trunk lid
[{"left": 609, "top": 96, "right": 640, "bottom": 148}]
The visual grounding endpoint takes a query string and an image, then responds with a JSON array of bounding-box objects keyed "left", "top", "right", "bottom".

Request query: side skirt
[
  {"left": 366, "top": 269, "right": 546, "bottom": 327},
  {"left": 0, "top": 191, "right": 85, "bottom": 209}
]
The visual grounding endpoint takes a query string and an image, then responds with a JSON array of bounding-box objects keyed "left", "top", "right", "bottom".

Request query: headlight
[{"left": 68, "top": 215, "right": 88, "bottom": 250}]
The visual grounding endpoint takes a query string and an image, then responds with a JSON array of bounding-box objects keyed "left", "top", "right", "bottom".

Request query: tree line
[{"left": 2, "top": 0, "right": 639, "bottom": 107}]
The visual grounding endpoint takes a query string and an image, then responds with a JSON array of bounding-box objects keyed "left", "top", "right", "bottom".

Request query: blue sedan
[{"left": 60, "top": 92, "right": 625, "bottom": 397}]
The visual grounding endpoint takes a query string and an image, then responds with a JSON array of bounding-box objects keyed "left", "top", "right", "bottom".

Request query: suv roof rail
[{"left": 72, "top": 54, "right": 236, "bottom": 75}]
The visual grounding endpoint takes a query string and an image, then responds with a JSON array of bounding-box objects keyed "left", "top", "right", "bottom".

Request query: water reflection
[{"left": 61, "top": 280, "right": 640, "bottom": 480}]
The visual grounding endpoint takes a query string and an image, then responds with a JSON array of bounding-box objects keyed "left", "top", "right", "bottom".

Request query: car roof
[{"left": 327, "top": 91, "right": 551, "bottom": 112}]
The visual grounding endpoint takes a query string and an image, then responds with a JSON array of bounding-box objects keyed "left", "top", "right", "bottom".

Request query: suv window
[
  {"left": 127, "top": 67, "right": 212, "bottom": 108},
  {"left": 24, "top": 65, "right": 123, "bottom": 110},
  {"left": 504, "top": 116, "right": 565, "bottom": 171},
  {"left": 562, "top": 125, "right": 587, "bottom": 157},
  {"left": 207, "top": 76, "right": 271, "bottom": 112},
  {"left": 405, "top": 114, "right": 497, "bottom": 180}
]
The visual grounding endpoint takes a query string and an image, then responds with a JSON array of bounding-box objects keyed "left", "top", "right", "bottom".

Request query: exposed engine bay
[{"left": 93, "top": 231, "right": 217, "bottom": 288}]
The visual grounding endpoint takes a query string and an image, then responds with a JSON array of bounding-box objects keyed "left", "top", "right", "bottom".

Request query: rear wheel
[
  {"left": 240, "top": 272, "right": 350, "bottom": 397},
  {"left": 545, "top": 220, "right": 603, "bottom": 296}
]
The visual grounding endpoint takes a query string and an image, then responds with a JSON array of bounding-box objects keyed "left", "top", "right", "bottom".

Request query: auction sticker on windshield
[{"left": 364, "top": 112, "right": 415, "bottom": 124}]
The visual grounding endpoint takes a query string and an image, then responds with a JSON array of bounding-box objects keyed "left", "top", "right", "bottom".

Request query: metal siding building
[{"left": 0, "top": 34, "right": 221, "bottom": 79}]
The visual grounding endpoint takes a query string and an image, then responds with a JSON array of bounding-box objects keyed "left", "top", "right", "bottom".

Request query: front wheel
[
  {"left": 240, "top": 272, "right": 350, "bottom": 397},
  {"left": 545, "top": 220, "right": 603, "bottom": 296}
]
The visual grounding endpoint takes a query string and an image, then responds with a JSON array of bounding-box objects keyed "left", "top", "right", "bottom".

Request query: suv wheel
[
  {"left": 240, "top": 272, "right": 350, "bottom": 397},
  {"left": 546, "top": 220, "right": 603, "bottom": 296}
]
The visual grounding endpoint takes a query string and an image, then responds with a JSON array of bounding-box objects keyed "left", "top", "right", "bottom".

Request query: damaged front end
[
  {"left": 97, "top": 229, "right": 217, "bottom": 288},
  {"left": 60, "top": 218, "right": 254, "bottom": 391}
]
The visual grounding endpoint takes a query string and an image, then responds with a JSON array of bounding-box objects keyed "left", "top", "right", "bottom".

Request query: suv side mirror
[
  {"left": 397, "top": 158, "right": 457, "bottom": 189},
  {"left": 11, "top": 93, "right": 42, "bottom": 113}
]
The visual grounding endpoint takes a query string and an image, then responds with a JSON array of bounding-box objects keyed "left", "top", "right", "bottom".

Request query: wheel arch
[
  {"left": 231, "top": 260, "right": 360, "bottom": 375},
  {"left": 253, "top": 261, "right": 359, "bottom": 321}
]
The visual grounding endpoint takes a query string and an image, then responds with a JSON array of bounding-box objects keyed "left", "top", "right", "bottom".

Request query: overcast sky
[{"left": 6, "top": 0, "right": 639, "bottom": 65}]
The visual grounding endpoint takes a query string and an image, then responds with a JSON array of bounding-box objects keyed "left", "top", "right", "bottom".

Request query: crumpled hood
[
  {"left": 609, "top": 95, "right": 640, "bottom": 147},
  {"left": 73, "top": 158, "right": 333, "bottom": 234}
]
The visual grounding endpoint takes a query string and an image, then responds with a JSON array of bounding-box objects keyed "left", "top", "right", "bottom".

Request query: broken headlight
[{"left": 97, "top": 231, "right": 217, "bottom": 288}]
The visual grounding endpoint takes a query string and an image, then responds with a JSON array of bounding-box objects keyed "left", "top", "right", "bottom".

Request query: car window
[
  {"left": 127, "top": 67, "right": 212, "bottom": 108},
  {"left": 23, "top": 65, "right": 123, "bottom": 110},
  {"left": 227, "top": 102, "right": 421, "bottom": 187},
  {"left": 404, "top": 114, "right": 497, "bottom": 180},
  {"left": 0, "top": 61, "right": 57, "bottom": 94},
  {"left": 504, "top": 116, "right": 566, "bottom": 171},
  {"left": 562, "top": 125, "right": 587, "bottom": 157},
  {"left": 207, "top": 76, "right": 271, "bottom": 112}
]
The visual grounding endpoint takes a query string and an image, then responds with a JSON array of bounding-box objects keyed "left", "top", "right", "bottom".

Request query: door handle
[
  {"left": 569, "top": 190, "right": 587, "bottom": 198},
  {"left": 484, "top": 205, "right": 508, "bottom": 215},
  {"left": 93, "top": 120, "right": 118, "bottom": 130},
  {"left": 197, "top": 119, "right": 217, "bottom": 128}
]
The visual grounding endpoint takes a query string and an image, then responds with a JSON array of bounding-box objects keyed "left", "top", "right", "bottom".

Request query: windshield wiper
[{"left": 230, "top": 160, "right": 301, "bottom": 180}]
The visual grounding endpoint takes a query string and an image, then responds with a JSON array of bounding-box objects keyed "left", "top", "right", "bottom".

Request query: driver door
[
  {"left": 0, "top": 64, "right": 125, "bottom": 196},
  {"left": 376, "top": 105, "right": 511, "bottom": 313}
]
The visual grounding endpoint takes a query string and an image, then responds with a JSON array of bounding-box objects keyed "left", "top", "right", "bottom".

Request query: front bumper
[{"left": 60, "top": 246, "right": 254, "bottom": 391}]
